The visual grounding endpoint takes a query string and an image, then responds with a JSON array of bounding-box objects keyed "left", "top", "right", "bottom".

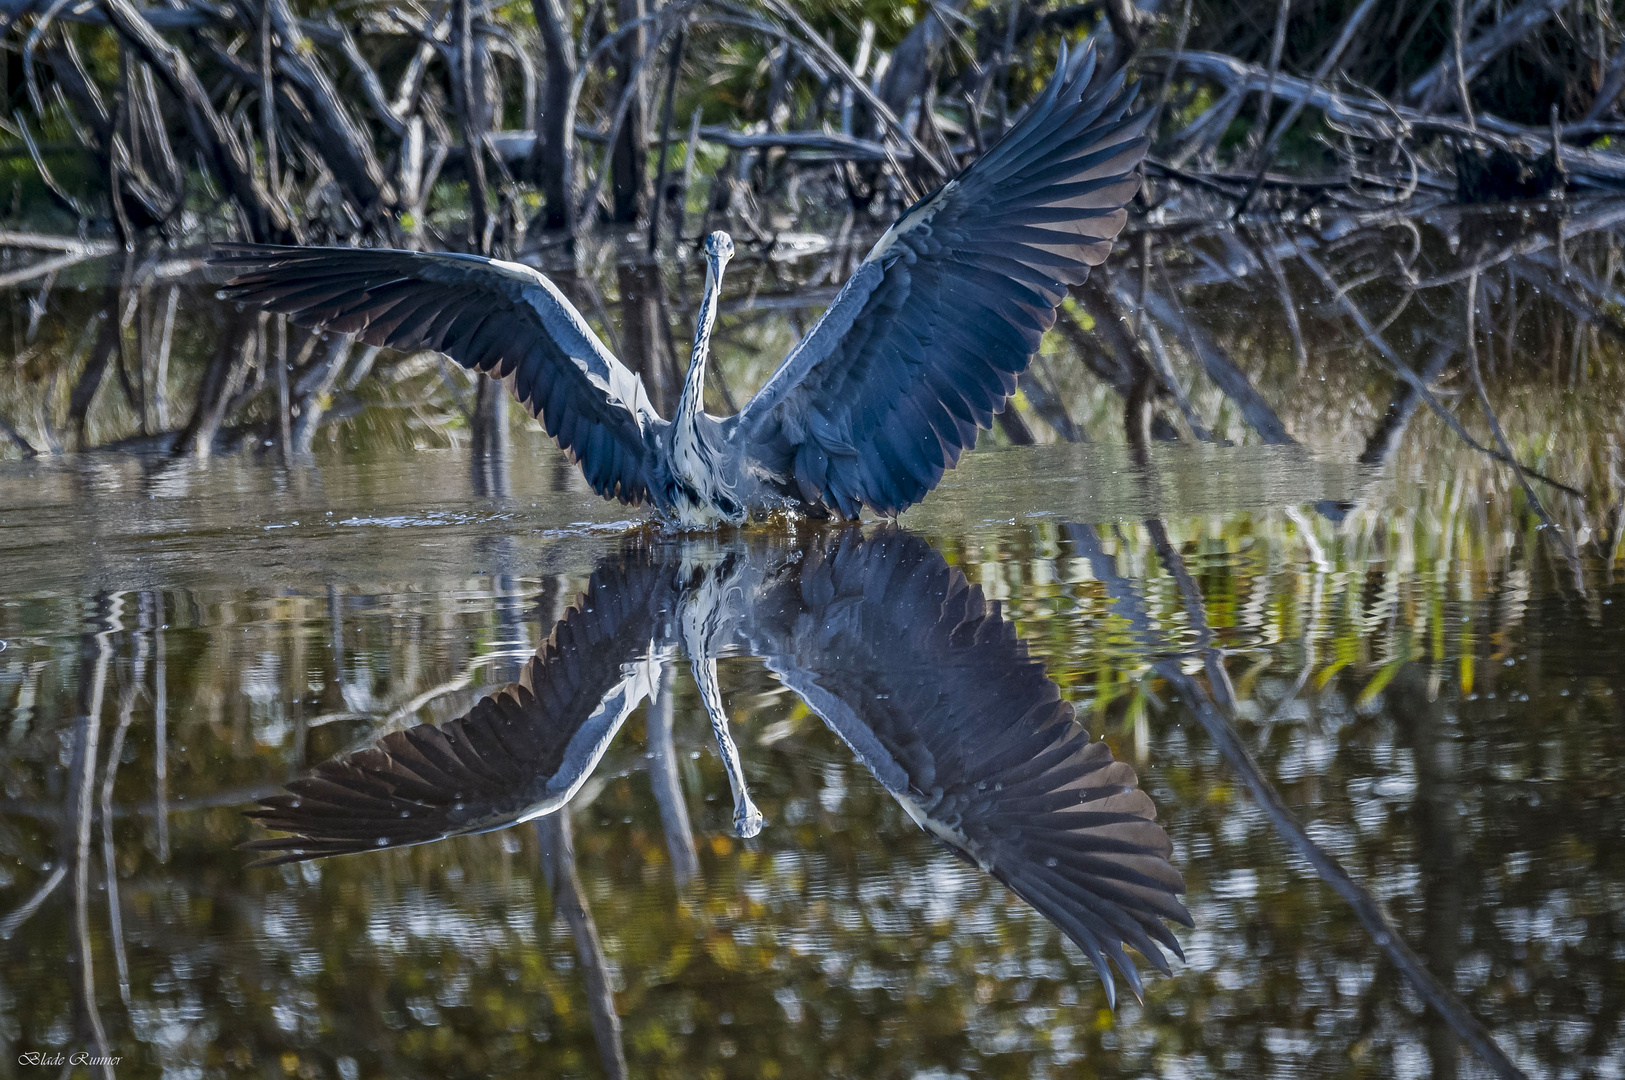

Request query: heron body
[{"left": 215, "top": 42, "right": 1148, "bottom": 526}]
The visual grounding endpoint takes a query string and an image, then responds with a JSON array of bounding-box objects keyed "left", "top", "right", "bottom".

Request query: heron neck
[{"left": 676, "top": 263, "right": 721, "bottom": 437}]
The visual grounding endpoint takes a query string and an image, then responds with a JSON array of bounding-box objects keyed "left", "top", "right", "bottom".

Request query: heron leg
[{"left": 688, "top": 654, "right": 763, "bottom": 839}]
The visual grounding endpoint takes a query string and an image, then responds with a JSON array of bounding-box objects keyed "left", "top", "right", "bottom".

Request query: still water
[{"left": 2, "top": 207, "right": 1624, "bottom": 1079}]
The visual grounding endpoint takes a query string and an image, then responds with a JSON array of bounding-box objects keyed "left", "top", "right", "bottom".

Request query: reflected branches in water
[
  {"left": 1068, "top": 515, "right": 1525, "bottom": 1078},
  {"left": 2, "top": 477, "right": 1622, "bottom": 1073}
]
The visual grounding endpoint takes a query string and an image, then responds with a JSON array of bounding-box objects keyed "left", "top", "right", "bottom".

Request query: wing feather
[
  {"left": 242, "top": 552, "right": 670, "bottom": 864},
  {"left": 213, "top": 246, "right": 665, "bottom": 506},
  {"left": 736, "top": 41, "right": 1148, "bottom": 517},
  {"left": 748, "top": 530, "right": 1189, "bottom": 1003}
]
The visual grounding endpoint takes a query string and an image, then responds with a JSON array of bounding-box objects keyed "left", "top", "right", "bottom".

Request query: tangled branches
[{"left": 0, "top": 0, "right": 1621, "bottom": 253}]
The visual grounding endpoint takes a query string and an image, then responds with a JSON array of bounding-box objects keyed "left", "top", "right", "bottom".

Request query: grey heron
[
  {"left": 244, "top": 529, "right": 1189, "bottom": 1004},
  {"left": 215, "top": 41, "right": 1147, "bottom": 527}
]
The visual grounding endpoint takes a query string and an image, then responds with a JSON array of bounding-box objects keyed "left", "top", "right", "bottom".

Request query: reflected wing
[
  {"left": 734, "top": 42, "right": 1148, "bottom": 517},
  {"left": 748, "top": 529, "right": 1189, "bottom": 1005},
  {"left": 243, "top": 552, "right": 673, "bottom": 865},
  {"left": 214, "top": 246, "right": 664, "bottom": 504}
]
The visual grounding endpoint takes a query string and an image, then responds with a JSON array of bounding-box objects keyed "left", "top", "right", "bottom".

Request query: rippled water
[{"left": 3, "top": 209, "right": 1625, "bottom": 1079}]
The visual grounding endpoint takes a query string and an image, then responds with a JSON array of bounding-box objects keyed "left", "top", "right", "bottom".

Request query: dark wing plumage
[
  {"left": 748, "top": 530, "right": 1189, "bottom": 1005},
  {"left": 214, "top": 246, "right": 663, "bottom": 505},
  {"left": 243, "top": 553, "right": 670, "bottom": 865},
  {"left": 733, "top": 41, "right": 1148, "bottom": 518}
]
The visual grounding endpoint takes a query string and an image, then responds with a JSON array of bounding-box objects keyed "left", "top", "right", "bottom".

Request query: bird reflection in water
[{"left": 245, "top": 530, "right": 1191, "bottom": 1015}]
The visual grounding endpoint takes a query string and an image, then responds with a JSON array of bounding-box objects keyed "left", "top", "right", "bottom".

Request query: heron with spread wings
[{"left": 215, "top": 43, "right": 1147, "bottom": 528}]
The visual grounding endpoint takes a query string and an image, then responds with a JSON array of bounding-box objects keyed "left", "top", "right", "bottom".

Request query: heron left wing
[
  {"left": 214, "top": 245, "right": 664, "bottom": 505},
  {"left": 242, "top": 550, "right": 674, "bottom": 865},
  {"left": 733, "top": 41, "right": 1149, "bottom": 517},
  {"left": 745, "top": 530, "right": 1189, "bottom": 1004}
]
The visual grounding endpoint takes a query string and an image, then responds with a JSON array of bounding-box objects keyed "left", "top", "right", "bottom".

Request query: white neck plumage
[
  {"left": 668, "top": 240, "right": 734, "bottom": 525},
  {"left": 675, "top": 258, "right": 722, "bottom": 437}
]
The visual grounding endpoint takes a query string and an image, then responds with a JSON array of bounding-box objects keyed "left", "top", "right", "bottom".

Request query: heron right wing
[
  {"left": 243, "top": 550, "right": 674, "bottom": 864},
  {"left": 214, "top": 246, "right": 664, "bottom": 505},
  {"left": 746, "top": 530, "right": 1189, "bottom": 1005},
  {"left": 732, "top": 41, "right": 1148, "bottom": 517}
]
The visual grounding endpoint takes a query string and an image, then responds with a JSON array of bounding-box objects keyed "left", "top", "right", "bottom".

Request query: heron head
[{"left": 704, "top": 231, "right": 735, "bottom": 273}]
